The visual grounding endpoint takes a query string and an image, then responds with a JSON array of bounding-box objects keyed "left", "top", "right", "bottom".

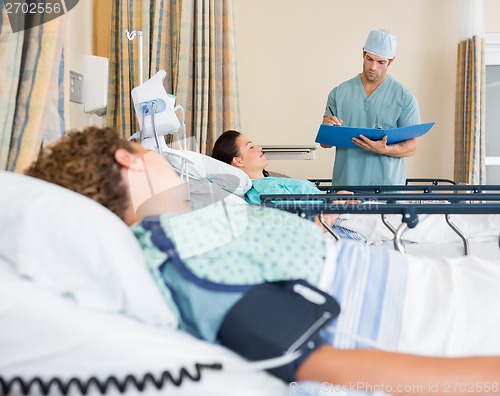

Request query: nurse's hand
[
  {"left": 322, "top": 116, "right": 343, "bottom": 126},
  {"left": 321, "top": 116, "right": 344, "bottom": 148},
  {"left": 352, "top": 134, "right": 388, "bottom": 154}
]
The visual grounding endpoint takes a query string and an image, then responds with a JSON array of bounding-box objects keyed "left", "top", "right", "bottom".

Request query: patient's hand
[
  {"left": 313, "top": 213, "right": 339, "bottom": 233},
  {"left": 333, "top": 190, "right": 359, "bottom": 204}
]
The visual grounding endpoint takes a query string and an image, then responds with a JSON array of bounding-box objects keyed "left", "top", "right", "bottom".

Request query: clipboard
[{"left": 315, "top": 122, "right": 435, "bottom": 149}]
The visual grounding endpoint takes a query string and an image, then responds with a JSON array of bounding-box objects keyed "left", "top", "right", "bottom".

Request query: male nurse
[{"left": 321, "top": 29, "right": 420, "bottom": 185}]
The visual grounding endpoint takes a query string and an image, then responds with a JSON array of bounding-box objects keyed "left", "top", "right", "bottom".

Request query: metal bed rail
[
  {"left": 405, "top": 178, "right": 456, "bottom": 185},
  {"left": 309, "top": 183, "right": 500, "bottom": 194},
  {"left": 260, "top": 192, "right": 500, "bottom": 255},
  {"left": 308, "top": 178, "right": 457, "bottom": 192}
]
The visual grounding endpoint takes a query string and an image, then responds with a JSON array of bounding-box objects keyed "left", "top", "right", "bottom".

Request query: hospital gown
[
  {"left": 245, "top": 177, "right": 321, "bottom": 205},
  {"left": 132, "top": 204, "right": 500, "bottom": 395},
  {"left": 133, "top": 204, "right": 327, "bottom": 341}
]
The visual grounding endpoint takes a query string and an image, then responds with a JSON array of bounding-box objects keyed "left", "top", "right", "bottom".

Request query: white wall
[
  {"left": 484, "top": 0, "right": 500, "bottom": 34},
  {"left": 234, "top": 0, "right": 500, "bottom": 180}
]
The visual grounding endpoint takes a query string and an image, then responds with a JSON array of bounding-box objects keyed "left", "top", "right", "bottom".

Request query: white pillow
[
  {"left": 0, "top": 259, "right": 287, "bottom": 396},
  {"left": 163, "top": 148, "right": 252, "bottom": 197},
  {"left": 0, "top": 171, "right": 177, "bottom": 328}
]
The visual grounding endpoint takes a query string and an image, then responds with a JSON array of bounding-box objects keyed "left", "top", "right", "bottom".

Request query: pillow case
[
  {"left": 185, "top": 178, "right": 248, "bottom": 206},
  {"left": 163, "top": 147, "right": 252, "bottom": 197},
  {"left": 0, "top": 171, "right": 177, "bottom": 328}
]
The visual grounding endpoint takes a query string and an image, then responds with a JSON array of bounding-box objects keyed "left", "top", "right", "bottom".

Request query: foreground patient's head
[
  {"left": 26, "top": 127, "right": 187, "bottom": 225},
  {"left": 26, "top": 127, "right": 134, "bottom": 220}
]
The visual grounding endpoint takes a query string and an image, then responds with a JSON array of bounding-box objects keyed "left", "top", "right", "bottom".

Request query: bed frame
[
  {"left": 260, "top": 185, "right": 500, "bottom": 256},
  {"left": 308, "top": 177, "right": 457, "bottom": 193}
]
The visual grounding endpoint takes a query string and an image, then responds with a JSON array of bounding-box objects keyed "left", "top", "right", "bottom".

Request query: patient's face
[
  {"left": 126, "top": 143, "right": 189, "bottom": 219},
  {"left": 235, "top": 134, "right": 269, "bottom": 175}
]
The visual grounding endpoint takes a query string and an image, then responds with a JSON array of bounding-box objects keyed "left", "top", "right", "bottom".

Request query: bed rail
[
  {"left": 309, "top": 178, "right": 457, "bottom": 192},
  {"left": 311, "top": 184, "right": 500, "bottom": 194},
  {"left": 260, "top": 191, "right": 500, "bottom": 255},
  {"left": 405, "top": 178, "right": 456, "bottom": 185}
]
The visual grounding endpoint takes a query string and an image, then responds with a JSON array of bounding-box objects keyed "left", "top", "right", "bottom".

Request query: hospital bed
[
  {"left": 0, "top": 165, "right": 423, "bottom": 396},
  {"left": 143, "top": 149, "right": 500, "bottom": 388},
  {"left": 162, "top": 147, "right": 500, "bottom": 259},
  {"left": 3, "top": 149, "right": 500, "bottom": 396},
  {"left": 260, "top": 187, "right": 500, "bottom": 258}
]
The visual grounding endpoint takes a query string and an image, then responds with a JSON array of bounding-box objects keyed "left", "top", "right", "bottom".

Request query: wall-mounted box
[
  {"left": 83, "top": 55, "right": 109, "bottom": 116},
  {"left": 261, "top": 145, "right": 318, "bottom": 160}
]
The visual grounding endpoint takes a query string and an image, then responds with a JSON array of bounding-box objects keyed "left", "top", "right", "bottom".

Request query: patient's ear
[
  {"left": 114, "top": 148, "right": 134, "bottom": 169},
  {"left": 231, "top": 156, "right": 243, "bottom": 169}
]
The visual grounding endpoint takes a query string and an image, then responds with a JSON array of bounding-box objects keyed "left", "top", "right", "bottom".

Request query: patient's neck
[
  {"left": 123, "top": 193, "right": 191, "bottom": 226},
  {"left": 124, "top": 208, "right": 142, "bottom": 226},
  {"left": 246, "top": 169, "right": 265, "bottom": 180}
]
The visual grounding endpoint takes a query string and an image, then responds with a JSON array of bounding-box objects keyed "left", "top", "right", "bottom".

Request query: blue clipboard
[{"left": 315, "top": 122, "right": 435, "bottom": 149}]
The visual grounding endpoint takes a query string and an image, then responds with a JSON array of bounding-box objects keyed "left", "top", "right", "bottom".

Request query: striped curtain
[
  {"left": 454, "top": 35, "right": 486, "bottom": 184},
  {"left": 0, "top": 5, "right": 68, "bottom": 172},
  {"left": 107, "top": 0, "right": 240, "bottom": 154}
]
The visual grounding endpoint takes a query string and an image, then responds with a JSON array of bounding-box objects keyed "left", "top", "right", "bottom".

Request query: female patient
[
  {"left": 26, "top": 127, "right": 500, "bottom": 395},
  {"left": 211, "top": 129, "right": 356, "bottom": 236},
  {"left": 211, "top": 130, "right": 326, "bottom": 205}
]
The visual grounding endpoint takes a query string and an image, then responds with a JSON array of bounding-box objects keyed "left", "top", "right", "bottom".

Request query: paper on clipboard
[{"left": 315, "top": 122, "right": 435, "bottom": 149}]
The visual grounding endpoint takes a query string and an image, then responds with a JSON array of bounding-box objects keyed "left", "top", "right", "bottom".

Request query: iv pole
[{"left": 125, "top": 30, "right": 144, "bottom": 85}]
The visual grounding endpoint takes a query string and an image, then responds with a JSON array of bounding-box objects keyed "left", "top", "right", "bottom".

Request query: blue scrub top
[{"left": 324, "top": 75, "right": 420, "bottom": 186}]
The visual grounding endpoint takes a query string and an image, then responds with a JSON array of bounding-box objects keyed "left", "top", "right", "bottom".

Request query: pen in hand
[{"left": 328, "top": 106, "right": 340, "bottom": 126}]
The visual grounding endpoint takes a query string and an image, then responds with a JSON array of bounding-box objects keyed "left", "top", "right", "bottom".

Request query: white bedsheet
[
  {"left": 400, "top": 254, "right": 500, "bottom": 357},
  {"left": 386, "top": 239, "right": 500, "bottom": 260},
  {"left": 339, "top": 213, "right": 500, "bottom": 244},
  {"left": 339, "top": 213, "right": 500, "bottom": 258},
  {"left": 299, "top": 239, "right": 500, "bottom": 396},
  {"left": 321, "top": 239, "right": 500, "bottom": 356}
]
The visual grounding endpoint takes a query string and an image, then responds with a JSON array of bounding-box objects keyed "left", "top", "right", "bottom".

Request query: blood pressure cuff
[{"left": 217, "top": 280, "right": 341, "bottom": 382}]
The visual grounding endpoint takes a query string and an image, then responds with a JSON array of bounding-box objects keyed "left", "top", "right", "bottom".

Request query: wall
[
  {"left": 484, "top": 0, "right": 500, "bottom": 34},
  {"left": 233, "top": 0, "right": 499, "bottom": 180}
]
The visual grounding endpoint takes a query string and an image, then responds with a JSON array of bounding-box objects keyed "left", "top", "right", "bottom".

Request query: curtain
[
  {"left": 107, "top": 0, "right": 143, "bottom": 140},
  {"left": 454, "top": 35, "right": 486, "bottom": 184},
  {"left": 0, "top": 4, "right": 68, "bottom": 172},
  {"left": 107, "top": 0, "right": 240, "bottom": 154}
]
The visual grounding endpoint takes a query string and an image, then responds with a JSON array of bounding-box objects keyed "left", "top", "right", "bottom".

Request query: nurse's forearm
[{"left": 386, "top": 137, "right": 417, "bottom": 157}]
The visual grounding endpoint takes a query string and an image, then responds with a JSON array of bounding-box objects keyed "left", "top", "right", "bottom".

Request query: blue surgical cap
[{"left": 364, "top": 30, "right": 397, "bottom": 59}]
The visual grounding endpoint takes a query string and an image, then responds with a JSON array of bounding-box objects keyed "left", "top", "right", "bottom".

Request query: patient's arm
[{"left": 296, "top": 345, "right": 500, "bottom": 396}]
